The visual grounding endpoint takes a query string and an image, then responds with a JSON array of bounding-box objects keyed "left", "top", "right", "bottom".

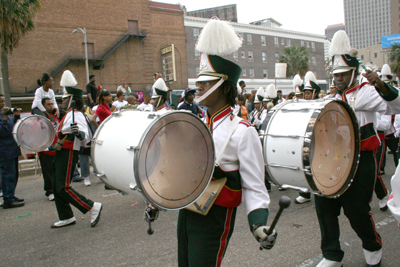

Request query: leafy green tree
[
  {"left": 389, "top": 43, "right": 400, "bottom": 78},
  {"left": 278, "top": 45, "right": 309, "bottom": 78},
  {"left": 0, "top": 0, "right": 41, "bottom": 106}
]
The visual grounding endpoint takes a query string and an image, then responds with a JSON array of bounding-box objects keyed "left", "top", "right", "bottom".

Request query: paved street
[{"left": 1, "top": 153, "right": 399, "bottom": 267}]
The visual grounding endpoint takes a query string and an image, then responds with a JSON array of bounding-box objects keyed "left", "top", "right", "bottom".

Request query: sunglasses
[{"left": 195, "top": 81, "right": 212, "bottom": 87}]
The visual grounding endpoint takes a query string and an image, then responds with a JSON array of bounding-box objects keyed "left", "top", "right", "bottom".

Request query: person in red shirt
[
  {"left": 91, "top": 89, "right": 114, "bottom": 127},
  {"left": 37, "top": 97, "right": 60, "bottom": 201}
]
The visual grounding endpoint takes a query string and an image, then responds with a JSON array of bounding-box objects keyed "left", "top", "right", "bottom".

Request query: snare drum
[
  {"left": 92, "top": 110, "right": 215, "bottom": 210},
  {"left": 260, "top": 99, "right": 360, "bottom": 198},
  {"left": 12, "top": 115, "right": 56, "bottom": 152}
]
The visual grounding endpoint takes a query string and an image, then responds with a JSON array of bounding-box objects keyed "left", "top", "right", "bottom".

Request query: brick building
[{"left": 7, "top": 0, "right": 188, "bottom": 95}]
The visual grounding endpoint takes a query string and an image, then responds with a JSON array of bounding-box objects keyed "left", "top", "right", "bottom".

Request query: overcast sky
[{"left": 160, "top": 0, "right": 345, "bottom": 35}]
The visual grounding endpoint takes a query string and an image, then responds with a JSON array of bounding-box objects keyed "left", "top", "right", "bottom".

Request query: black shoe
[
  {"left": 104, "top": 185, "right": 113, "bottom": 190},
  {"left": 72, "top": 177, "right": 84, "bottom": 182},
  {"left": 3, "top": 200, "right": 25, "bottom": 209},
  {"left": 380, "top": 170, "right": 385, "bottom": 175},
  {"left": 14, "top": 196, "right": 24, "bottom": 202}
]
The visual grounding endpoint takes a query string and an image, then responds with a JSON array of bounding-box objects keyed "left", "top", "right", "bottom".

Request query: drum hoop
[
  {"left": 12, "top": 115, "right": 55, "bottom": 152},
  {"left": 133, "top": 110, "right": 215, "bottom": 210},
  {"left": 308, "top": 99, "right": 360, "bottom": 198}
]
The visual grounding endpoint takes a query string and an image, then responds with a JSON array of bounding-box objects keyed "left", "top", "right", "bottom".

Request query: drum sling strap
[{"left": 185, "top": 115, "right": 242, "bottom": 215}]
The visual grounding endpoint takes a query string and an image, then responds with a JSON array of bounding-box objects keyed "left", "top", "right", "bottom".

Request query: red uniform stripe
[
  {"left": 216, "top": 208, "right": 234, "bottom": 267},
  {"left": 369, "top": 212, "right": 382, "bottom": 245}
]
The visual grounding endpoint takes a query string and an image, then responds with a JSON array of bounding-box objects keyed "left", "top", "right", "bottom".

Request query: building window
[
  {"left": 195, "top": 49, "right": 200, "bottom": 60},
  {"left": 286, "top": 39, "right": 291, "bottom": 47},
  {"left": 233, "top": 51, "right": 238, "bottom": 61},
  {"left": 301, "top": 40, "right": 304, "bottom": 46},
  {"left": 261, "top": 36, "right": 266, "bottom": 46},
  {"left": 263, "top": 69, "right": 268, "bottom": 78},
  {"left": 193, "top": 28, "right": 199, "bottom": 39},
  {"left": 241, "top": 50, "right": 245, "bottom": 58},
  {"left": 262, "top": 52, "right": 267, "bottom": 63},
  {"left": 248, "top": 51, "right": 254, "bottom": 61},
  {"left": 306, "top": 41, "right": 310, "bottom": 48},
  {"left": 249, "top": 68, "right": 254, "bottom": 78},
  {"left": 243, "top": 68, "right": 247, "bottom": 76},
  {"left": 196, "top": 67, "right": 200, "bottom": 76},
  {"left": 374, "top": 52, "right": 377, "bottom": 58},
  {"left": 312, "top": 56, "right": 316, "bottom": 66},
  {"left": 281, "top": 38, "right": 285, "bottom": 45},
  {"left": 275, "top": 53, "right": 279, "bottom": 62},
  {"left": 247, "top": 33, "right": 252, "bottom": 45},
  {"left": 274, "top": 37, "right": 279, "bottom": 47},
  {"left": 361, "top": 55, "right": 364, "bottom": 60},
  {"left": 311, "top": 42, "right": 315, "bottom": 51}
]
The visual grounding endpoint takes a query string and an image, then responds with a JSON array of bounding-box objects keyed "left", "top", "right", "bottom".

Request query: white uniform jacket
[
  {"left": 204, "top": 105, "right": 270, "bottom": 227},
  {"left": 60, "top": 110, "right": 91, "bottom": 151},
  {"left": 248, "top": 108, "right": 267, "bottom": 129},
  {"left": 340, "top": 82, "right": 400, "bottom": 151}
]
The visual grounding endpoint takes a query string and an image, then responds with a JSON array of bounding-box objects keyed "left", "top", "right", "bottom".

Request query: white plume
[
  {"left": 196, "top": 18, "right": 242, "bottom": 56},
  {"left": 266, "top": 84, "right": 277, "bottom": 99},
  {"left": 60, "top": 70, "right": 78, "bottom": 87},
  {"left": 304, "top": 71, "right": 317, "bottom": 84},
  {"left": 256, "top": 87, "right": 264, "bottom": 97},
  {"left": 292, "top": 74, "right": 303, "bottom": 88},
  {"left": 329, "top": 30, "right": 351, "bottom": 56},
  {"left": 381, "top": 64, "right": 392, "bottom": 75}
]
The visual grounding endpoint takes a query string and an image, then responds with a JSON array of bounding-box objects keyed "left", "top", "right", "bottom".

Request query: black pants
[
  {"left": 315, "top": 151, "right": 382, "bottom": 262},
  {"left": 177, "top": 205, "right": 236, "bottom": 267},
  {"left": 381, "top": 137, "right": 399, "bottom": 170},
  {"left": 375, "top": 142, "right": 388, "bottom": 200},
  {"left": 52, "top": 149, "right": 93, "bottom": 220},
  {"left": 38, "top": 153, "right": 54, "bottom": 196}
]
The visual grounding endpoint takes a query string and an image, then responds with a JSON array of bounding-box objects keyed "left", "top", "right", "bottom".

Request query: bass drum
[
  {"left": 260, "top": 99, "right": 360, "bottom": 198},
  {"left": 12, "top": 115, "right": 56, "bottom": 152},
  {"left": 92, "top": 110, "right": 215, "bottom": 210}
]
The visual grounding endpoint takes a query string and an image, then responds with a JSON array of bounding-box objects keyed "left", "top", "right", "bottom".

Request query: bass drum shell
[
  {"left": 261, "top": 99, "right": 360, "bottom": 198},
  {"left": 12, "top": 115, "right": 56, "bottom": 152},
  {"left": 91, "top": 110, "right": 215, "bottom": 210}
]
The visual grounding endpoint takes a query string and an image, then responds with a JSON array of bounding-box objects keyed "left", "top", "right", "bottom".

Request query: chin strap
[{"left": 194, "top": 78, "right": 225, "bottom": 104}]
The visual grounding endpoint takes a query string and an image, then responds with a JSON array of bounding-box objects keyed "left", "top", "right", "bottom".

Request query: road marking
[
  {"left": 102, "top": 192, "right": 120, "bottom": 197},
  {"left": 296, "top": 216, "right": 396, "bottom": 267}
]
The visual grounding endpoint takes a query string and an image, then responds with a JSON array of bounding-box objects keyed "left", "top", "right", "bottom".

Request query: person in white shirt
[
  {"left": 112, "top": 90, "right": 127, "bottom": 111},
  {"left": 137, "top": 91, "right": 153, "bottom": 111},
  {"left": 31, "top": 73, "right": 59, "bottom": 120},
  {"left": 117, "top": 78, "right": 131, "bottom": 94}
]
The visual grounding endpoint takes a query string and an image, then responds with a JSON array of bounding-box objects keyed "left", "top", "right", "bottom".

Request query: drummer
[
  {"left": 315, "top": 30, "right": 400, "bottom": 267},
  {"left": 248, "top": 87, "right": 267, "bottom": 131},
  {"left": 151, "top": 78, "right": 171, "bottom": 114},
  {"left": 294, "top": 72, "right": 320, "bottom": 205},
  {"left": 50, "top": 70, "right": 102, "bottom": 229},
  {"left": 177, "top": 18, "right": 275, "bottom": 267}
]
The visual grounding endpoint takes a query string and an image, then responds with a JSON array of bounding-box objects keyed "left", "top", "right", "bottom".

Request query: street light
[{"left": 72, "top": 27, "right": 89, "bottom": 85}]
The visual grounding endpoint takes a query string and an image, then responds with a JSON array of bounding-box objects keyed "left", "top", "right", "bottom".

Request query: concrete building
[
  {"left": 357, "top": 44, "right": 389, "bottom": 69},
  {"left": 7, "top": 0, "right": 188, "bottom": 95},
  {"left": 186, "top": 4, "right": 238, "bottom": 22},
  {"left": 325, "top": 23, "right": 345, "bottom": 41},
  {"left": 344, "top": 0, "right": 392, "bottom": 49},
  {"left": 185, "top": 16, "right": 327, "bottom": 93},
  {"left": 391, "top": 0, "right": 400, "bottom": 34}
]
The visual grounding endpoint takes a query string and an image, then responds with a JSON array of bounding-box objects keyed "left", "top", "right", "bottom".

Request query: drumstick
[{"left": 266, "top": 196, "right": 291, "bottom": 235}]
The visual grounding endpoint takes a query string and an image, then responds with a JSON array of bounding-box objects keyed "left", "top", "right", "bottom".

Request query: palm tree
[
  {"left": 0, "top": 0, "right": 41, "bottom": 106},
  {"left": 389, "top": 43, "right": 400, "bottom": 78},
  {"left": 278, "top": 45, "right": 309, "bottom": 78}
]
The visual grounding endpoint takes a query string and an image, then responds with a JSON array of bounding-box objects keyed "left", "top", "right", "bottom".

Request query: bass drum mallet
[{"left": 260, "top": 195, "right": 291, "bottom": 250}]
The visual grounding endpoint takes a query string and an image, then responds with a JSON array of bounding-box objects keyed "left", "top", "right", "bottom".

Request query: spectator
[
  {"left": 112, "top": 90, "right": 127, "bottom": 111},
  {"left": 37, "top": 97, "right": 60, "bottom": 201},
  {"left": 86, "top": 75, "right": 97, "bottom": 108},
  {"left": 117, "top": 78, "right": 131, "bottom": 94},
  {"left": 91, "top": 89, "right": 114, "bottom": 127},
  {"left": 123, "top": 95, "right": 138, "bottom": 110},
  {"left": 0, "top": 94, "right": 24, "bottom": 209},
  {"left": 177, "top": 88, "right": 202, "bottom": 116},
  {"left": 32, "top": 73, "right": 59, "bottom": 120},
  {"left": 137, "top": 91, "right": 153, "bottom": 111},
  {"left": 237, "top": 95, "right": 248, "bottom": 120},
  {"left": 239, "top": 80, "right": 246, "bottom": 94}
]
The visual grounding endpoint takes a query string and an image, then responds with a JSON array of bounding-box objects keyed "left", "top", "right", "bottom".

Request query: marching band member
[
  {"left": 248, "top": 87, "right": 267, "bottom": 131},
  {"left": 151, "top": 78, "right": 171, "bottom": 114},
  {"left": 50, "top": 70, "right": 102, "bottom": 229},
  {"left": 178, "top": 18, "right": 274, "bottom": 267},
  {"left": 262, "top": 84, "right": 277, "bottom": 110},
  {"left": 315, "top": 30, "right": 400, "bottom": 267}
]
